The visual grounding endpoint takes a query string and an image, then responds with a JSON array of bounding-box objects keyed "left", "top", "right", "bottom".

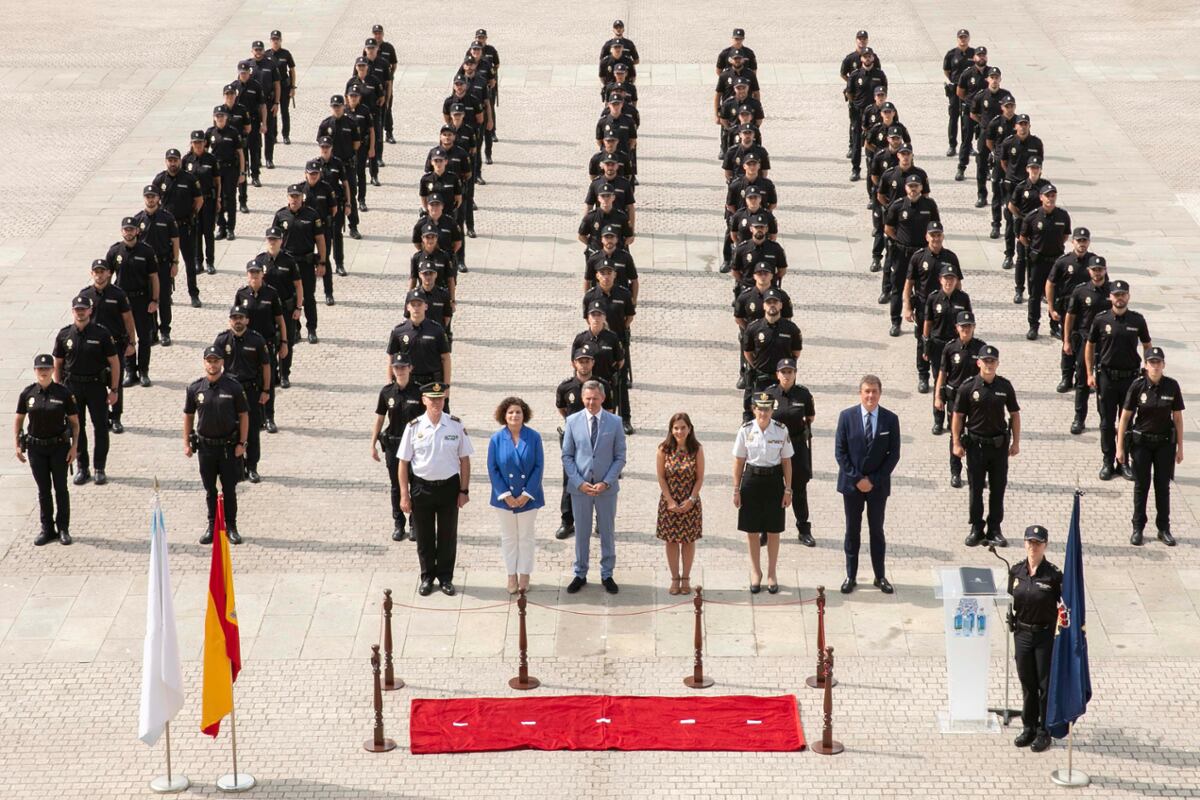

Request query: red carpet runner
[{"left": 410, "top": 694, "right": 805, "bottom": 753}]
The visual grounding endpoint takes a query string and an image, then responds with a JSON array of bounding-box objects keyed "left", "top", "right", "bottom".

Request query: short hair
[
  {"left": 494, "top": 396, "right": 532, "bottom": 425},
  {"left": 859, "top": 374, "right": 882, "bottom": 392},
  {"left": 581, "top": 379, "right": 606, "bottom": 399}
]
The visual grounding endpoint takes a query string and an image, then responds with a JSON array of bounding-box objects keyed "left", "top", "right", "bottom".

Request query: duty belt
[
  {"left": 66, "top": 373, "right": 106, "bottom": 384},
  {"left": 197, "top": 434, "right": 237, "bottom": 447},
  {"left": 1132, "top": 430, "right": 1174, "bottom": 446},
  {"left": 964, "top": 431, "right": 1008, "bottom": 448},
  {"left": 744, "top": 464, "right": 782, "bottom": 477},
  {"left": 1014, "top": 621, "right": 1051, "bottom": 632},
  {"left": 1102, "top": 367, "right": 1139, "bottom": 380},
  {"left": 26, "top": 432, "right": 69, "bottom": 447}
]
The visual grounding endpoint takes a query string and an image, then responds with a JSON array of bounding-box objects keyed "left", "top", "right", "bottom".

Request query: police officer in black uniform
[
  {"left": 207, "top": 106, "right": 245, "bottom": 241},
  {"left": 1008, "top": 524, "right": 1062, "bottom": 753},
  {"left": 107, "top": 216, "right": 160, "bottom": 387},
  {"left": 1117, "top": 347, "right": 1185, "bottom": 546},
  {"left": 183, "top": 130, "right": 219, "bottom": 275},
  {"left": 585, "top": 226, "right": 639, "bottom": 298},
  {"left": 1018, "top": 183, "right": 1070, "bottom": 337},
  {"left": 984, "top": 96, "right": 1018, "bottom": 239},
  {"left": 133, "top": 185, "right": 181, "bottom": 346},
  {"left": 409, "top": 264, "right": 454, "bottom": 337},
  {"left": 185, "top": 346, "right": 249, "bottom": 545},
  {"left": 942, "top": 29, "right": 974, "bottom": 156},
  {"left": 301, "top": 159, "right": 339, "bottom": 304},
  {"left": 734, "top": 265, "right": 794, "bottom": 388},
  {"left": 966, "top": 68, "right": 1010, "bottom": 208},
  {"left": 53, "top": 296, "right": 120, "bottom": 486},
  {"left": 1063, "top": 255, "right": 1110, "bottom": 434},
  {"left": 272, "top": 184, "right": 328, "bottom": 344},
  {"left": 340, "top": 92, "right": 370, "bottom": 217},
  {"left": 1005, "top": 156, "right": 1050, "bottom": 275},
  {"left": 317, "top": 137, "right": 355, "bottom": 251},
  {"left": 883, "top": 176, "right": 940, "bottom": 334},
  {"left": 256, "top": 227, "right": 303, "bottom": 391},
  {"left": 249, "top": 40, "right": 281, "bottom": 170},
  {"left": 268, "top": 30, "right": 296, "bottom": 145},
  {"left": 79, "top": 259, "right": 135, "bottom": 434},
  {"left": 370, "top": 25, "right": 398, "bottom": 143},
  {"left": 386, "top": 291, "right": 451, "bottom": 390},
  {"left": 954, "top": 46, "right": 988, "bottom": 181},
  {"left": 764, "top": 358, "right": 816, "bottom": 545},
  {"left": 578, "top": 191, "right": 634, "bottom": 256},
  {"left": 934, "top": 312, "right": 988, "bottom": 482},
  {"left": 235, "top": 59, "right": 267, "bottom": 194},
  {"left": 952, "top": 345, "right": 1020, "bottom": 548},
  {"left": 235, "top": 260, "right": 287, "bottom": 433},
  {"left": 741, "top": 290, "right": 801, "bottom": 420},
  {"left": 214, "top": 307, "right": 270, "bottom": 483},
  {"left": 15, "top": 354, "right": 79, "bottom": 546},
  {"left": 373, "top": 355, "right": 424, "bottom": 542},
  {"left": 583, "top": 268, "right": 635, "bottom": 434},
  {"left": 1046, "top": 227, "right": 1093, "bottom": 351},
  {"left": 153, "top": 149, "right": 204, "bottom": 308},
  {"left": 553, "top": 348, "right": 615, "bottom": 540},
  {"left": 572, "top": 309, "right": 625, "bottom": 408},
  {"left": 902, "top": 221, "right": 961, "bottom": 394},
  {"left": 925, "top": 273, "right": 973, "bottom": 464},
  {"left": 844, "top": 48, "right": 886, "bottom": 181},
  {"left": 1085, "top": 280, "right": 1152, "bottom": 480}
]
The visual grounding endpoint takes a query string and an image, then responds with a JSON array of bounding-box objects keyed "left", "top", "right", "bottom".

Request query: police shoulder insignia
[
  {"left": 408, "top": 417, "right": 420, "bottom": 426},
  {"left": 449, "top": 415, "right": 461, "bottom": 422}
]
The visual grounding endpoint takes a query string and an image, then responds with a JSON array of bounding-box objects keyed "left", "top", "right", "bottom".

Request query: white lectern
[{"left": 934, "top": 567, "right": 1003, "bottom": 733}]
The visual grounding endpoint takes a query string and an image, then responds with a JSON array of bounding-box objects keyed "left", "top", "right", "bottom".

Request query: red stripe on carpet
[{"left": 410, "top": 695, "right": 805, "bottom": 753}]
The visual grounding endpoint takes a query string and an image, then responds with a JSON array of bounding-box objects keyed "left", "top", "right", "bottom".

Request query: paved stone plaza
[{"left": 2, "top": 2, "right": 1200, "bottom": 797}]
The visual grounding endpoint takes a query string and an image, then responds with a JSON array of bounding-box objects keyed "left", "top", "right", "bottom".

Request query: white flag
[{"left": 138, "top": 495, "right": 184, "bottom": 746}]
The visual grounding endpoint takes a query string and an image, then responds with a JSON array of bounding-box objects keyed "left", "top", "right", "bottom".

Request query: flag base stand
[
  {"left": 216, "top": 773, "right": 256, "bottom": 793},
  {"left": 149, "top": 775, "right": 190, "bottom": 794},
  {"left": 1050, "top": 769, "right": 1089, "bottom": 787}
]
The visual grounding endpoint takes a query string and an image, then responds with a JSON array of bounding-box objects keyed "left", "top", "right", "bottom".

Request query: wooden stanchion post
[
  {"left": 508, "top": 589, "right": 540, "bottom": 690},
  {"left": 806, "top": 585, "right": 837, "bottom": 689},
  {"left": 363, "top": 645, "right": 396, "bottom": 753},
  {"left": 811, "top": 646, "right": 844, "bottom": 755},
  {"left": 683, "top": 585, "right": 714, "bottom": 688},
  {"left": 382, "top": 589, "right": 403, "bottom": 691}
]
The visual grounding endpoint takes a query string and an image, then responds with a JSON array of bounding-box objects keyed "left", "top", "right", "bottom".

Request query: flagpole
[
  {"left": 216, "top": 704, "right": 255, "bottom": 792},
  {"left": 150, "top": 721, "right": 190, "bottom": 793},
  {"left": 1050, "top": 721, "right": 1090, "bottom": 786}
]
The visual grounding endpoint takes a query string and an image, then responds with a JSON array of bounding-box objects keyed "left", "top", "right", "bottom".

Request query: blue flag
[{"left": 1045, "top": 491, "right": 1092, "bottom": 738}]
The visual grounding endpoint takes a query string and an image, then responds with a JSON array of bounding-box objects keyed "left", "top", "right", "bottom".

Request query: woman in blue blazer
[{"left": 487, "top": 397, "right": 545, "bottom": 593}]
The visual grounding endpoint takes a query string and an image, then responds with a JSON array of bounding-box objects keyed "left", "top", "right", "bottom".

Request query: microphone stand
[{"left": 987, "top": 545, "right": 1022, "bottom": 726}]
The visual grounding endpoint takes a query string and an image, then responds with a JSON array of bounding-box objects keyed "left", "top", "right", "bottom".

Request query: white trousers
[{"left": 496, "top": 507, "right": 537, "bottom": 574}]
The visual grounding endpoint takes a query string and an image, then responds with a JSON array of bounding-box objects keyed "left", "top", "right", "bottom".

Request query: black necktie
[
  {"left": 864, "top": 412, "right": 874, "bottom": 447},
  {"left": 590, "top": 415, "right": 598, "bottom": 448}
]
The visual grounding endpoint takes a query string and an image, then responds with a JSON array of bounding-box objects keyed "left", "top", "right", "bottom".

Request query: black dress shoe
[
  {"left": 767, "top": 582, "right": 780, "bottom": 594},
  {"left": 1130, "top": 528, "right": 1144, "bottom": 546},
  {"left": 110, "top": 419, "right": 124, "bottom": 434},
  {"left": 265, "top": 160, "right": 274, "bottom": 169},
  {"left": 1001, "top": 256, "right": 1013, "bottom": 270},
  {"left": 954, "top": 167, "right": 965, "bottom": 181},
  {"left": 1014, "top": 727, "right": 1037, "bottom": 748},
  {"left": 1026, "top": 328, "right": 1038, "bottom": 341},
  {"left": 975, "top": 197, "right": 988, "bottom": 209},
  {"left": 335, "top": 265, "right": 347, "bottom": 276},
  {"left": 623, "top": 421, "right": 634, "bottom": 435},
  {"left": 840, "top": 578, "right": 856, "bottom": 594},
  {"left": 917, "top": 376, "right": 930, "bottom": 394},
  {"left": 458, "top": 264, "right": 470, "bottom": 273},
  {"left": 190, "top": 295, "right": 202, "bottom": 308},
  {"left": 34, "top": 529, "right": 55, "bottom": 546},
  {"left": 280, "top": 377, "right": 290, "bottom": 389},
  {"left": 418, "top": 579, "right": 434, "bottom": 596},
  {"left": 476, "top": 177, "right": 487, "bottom": 186},
  {"left": 849, "top": 169, "right": 861, "bottom": 182},
  {"left": 485, "top": 156, "right": 493, "bottom": 165},
  {"left": 749, "top": 582, "right": 761, "bottom": 594},
  {"left": 247, "top": 469, "right": 261, "bottom": 483},
  {"left": 798, "top": 530, "right": 815, "bottom": 547},
  {"left": 989, "top": 223, "right": 1000, "bottom": 238},
  {"left": 325, "top": 295, "right": 335, "bottom": 306},
  {"left": 888, "top": 323, "right": 901, "bottom": 337},
  {"left": 719, "top": 261, "right": 732, "bottom": 274},
  {"left": 205, "top": 262, "right": 215, "bottom": 274},
  {"left": 370, "top": 176, "right": 381, "bottom": 187},
  {"left": 1070, "top": 418, "right": 1084, "bottom": 435},
  {"left": 932, "top": 421, "right": 944, "bottom": 435},
  {"left": 200, "top": 529, "right": 213, "bottom": 545},
  {"left": 466, "top": 228, "right": 476, "bottom": 238},
  {"left": 440, "top": 581, "right": 456, "bottom": 596},
  {"left": 1158, "top": 529, "right": 1177, "bottom": 547},
  {"left": 873, "top": 577, "right": 894, "bottom": 594},
  {"left": 215, "top": 229, "right": 228, "bottom": 241},
  {"left": 226, "top": 231, "right": 237, "bottom": 241},
  {"left": 282, "top": 136, "right": 291, "bottom": 145},
  {"left": 73, "top": 469, "right": 90, "bottom": 486},
  {"left": 392, "top": 524, "right": 407, "bottom": 542},
  {"left": 946, "top": 146, "right": 957, "bottom": 157},
  {"left": 160, "top": 334, "right": 172, "bottom": 347},
  {"left": 1056, "top": 378, "right": 1072, "bottom": 393},
  {"left": 227, "top": 529, "right": 243, "bottom": 545},
  {"left": 1099, "top": 463, "right": 1114, "bottom": 480},
  {"left": 869, "top": 257, "right": 882, "bottom": 273},
  {"left": 348, "top": 227, "right": 361, "bottom": 240},
  {"left": 555, "top": 524, "right": 575, "bottom": 540},
  {"left": 265, "top": 420, "right": 278, "bottom": 434},
  {"left": 845, "top": 147, "right": 854, "bottom": 159},
  {"left": 602, "top": 577, "right": 619, "bottom": 594},
  {"left": 987, "top": 531, "right": 1008, "bottom": 547},
  {"left": 251, "top": 178, "right": 261, "bottom": 188},
  {"left": 123, "top": 373, "right": 138, "bottom": 388},
  {"left": 877, "top": 291, "right": 890, "bottom": 305},
  {"left": 1120, "top": 464, "right": 1134, "bottom": 481},
  {"left": 1013, "top": 290, "right": 1024, "bottom": 304},
  {"left": 950, "top": 473, "right": 963, "bottom": 489},
  {"left": 359, "top": 202, "right": 369, "bottom": 212},
  {"left": 1030, "top": 732, "right": 1052, "bottom": 753},
  {"left": 964, "top": 529, "right": 985, "bottom": 547},
  {"left": 736, "top": 375, "right": 746, "bottom": 390},
  {"left": 58, "top": 528, "right": 73, "bottom": 545},
  {"left": 566, "top": 576, "right": 587, "bottom": 593},
  {"left": 386, "top": 134, "right": 397, "bottom": 145},
  {"left": 307, "top": 331, "right": 319, "bottom": 344},
  {"left": 239, "top": 202, "right": 250, "bottom": 213},
  {"left": 94, "top": 470, "right": 107, "bottom": 486}
]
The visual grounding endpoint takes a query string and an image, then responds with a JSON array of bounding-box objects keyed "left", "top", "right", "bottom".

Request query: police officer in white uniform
[
  {"left": 398, "top": 382, "right": 474, "bottom": 596},
  {"left": 732, "top": 391, "right": 794, "bottom": 594}
]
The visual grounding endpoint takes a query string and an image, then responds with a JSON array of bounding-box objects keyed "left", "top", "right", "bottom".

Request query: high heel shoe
[
  {"left": 679, "top": 577, "right": 691, "bottom": 595},
  {"left": 668, "top": 577, "right": 681, "bottom": 595},
  {"left": 506, "top": 576, "right": 518, "bottom": 595}
]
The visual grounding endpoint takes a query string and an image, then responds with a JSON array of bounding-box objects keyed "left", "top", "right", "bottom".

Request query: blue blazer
[
  {"left": 561, "top": 409, "right": 626, "bottom": 496},
  {"left": 834, "top": 405, "right": 901, "bottom": 497},
  {"left": 487, "top": 426, "right": 545, "bottom": 512}
]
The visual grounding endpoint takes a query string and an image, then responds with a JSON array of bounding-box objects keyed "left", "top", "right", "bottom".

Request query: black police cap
[
  {"left": 286, "top": 183, "right": 305, "bottom": 195},
  {"left": 190, "top": 129, "right": 206, "bottom": 141},
  {"left": 600, "top": 224, "right": 621, "bottom": 237},
  {"left": 91, "top": 258, "right": 110, "bottom": 271},
  {"left": 1024, "top": 525, "right": 1048, "bottom": 543},
  {"left": 762, "top": 288, "right": 784, "bottom": 302},
  {"left": 430, "top": 147, "right": 448, "bottom": 160},
  {"left": 586, "top": 301, "right": 606, "bottom": 315},
  {"left": 974, "top": 45, "right": 988, "bottom": 55},
  {"left": 1039, "top": 183, "right": 1057, "bottom": 195},
  {"left": 237, "top": 59, "right": 252, "bottom": 71},
  {"left": 597, "top": 183, "right": 617, "bottom": 195},
  {"left": 270, "top": 30, "right": 282, "bottom": 38},
  {"left": 142, "top": 184, "right": 160, "bottom": 196},
  {"left": 405, "top": 289, "right": 428, "bottom": 305},
  {"left": 346, "top": 85, "right": 362, "bottom": 96},
  {"left": 938, "top": 264, "right": 958, "bottom": 277},
  {"left": 599, "top": 154, "right": 619, "bottom": 165},
  {"left": 572, "top": 347, "right": 594, "bottom": 360},
  {"left": 304, "top": 159, "right": 322, "bottom": 173},
  {"left": 613, "top": 62, "right": 629, "bottom": 72},
  {"left": 252, "top": 40, "right": 265, "bottom": 49},
  {"left": 213, "top": 104, "right": 230, "bottom": 115},
  {"left": 1015, "top": 113, "right": 1031, "bottom": 124},
  {"left": 317, "top": 135, "right": 334, "bottom": 146},
  {"left": 1145, "top": 346, "right": 1165, "bottom": 362},
  {"left": 856, "top": 29, "right": 868, "bottom": 38},
  {"left": 420, "top": 223, "right": 439, "bottom": 236},
  {"left": 978, "top": 344, "right": 1000, "bottom": 360},
  {"left": 355, "top": 56, "right": 369, "bottom": 66},
  {"left": 329, "top": 94, "right": 345, "bottom": 105},
  {"left": 417, "top": 261, "right": 437, "bottom": 273},
  {"left": 450, "top": 103, "right": 467, "bottom": 114},
  {"left": 927, "top": 220, "right": 944, "bottom": 233},
  {"left": 365, "top": 38, "right": 378, "bottom": 47},
  {"left": 71, "top": 295, "right": 92, "bottom": 310},
  {"left": 1072, "top": 226, "right": 1091, "bottom": 240},
  {"left": 165, "top": 148, "right": 181, "bottom": 159},
  {"left": 203, "top": 345, "right": 222, "bottom": 359},
  {"left": 956, "top": 310, "right": 975, "bottom": 325},
  {"left": 440, "top": 124, "right": 456, "bottom": 134},
  {"left": 121, "top": 216, "right": 138, "bottom": 228},
  {"left": 596, "top": 259, "right": 617, "bottom": 272},
  {"left": 881, "top": 101, "right": 897, "bottom": 112},
  {"left": 265, "top": 226, "right": 283, "bottom": 238},
  {"left": 245, "top": 259, "right": 263, "bottom": 271},
  {"left": 987, "top": 66, "right": 1002, "bottom": 77},
  {"left": 33, "top": 354, "right": 54, "bottom": 368},
  {"left": 228, "top": 304, "right": 247, "bottom": 317},
  {"left": 904, "top": 173, "right": 923, "bottom": 186},
  {"left": 614, "top": 19, "right": 625, "bottom": 28},
  {"left": 392, "top": 353, "right": 413, "bottom": 367},
  {"left": 1085, "top": 254, "right": 1107, "bottom": 269},
  {"left": 1110, "top": 279, "right": 1130, "bottom": 293},
  {"left": 744, "top": 185, "right": 763, "bottom": 197},
  {"left": 897, "top": 143, "right": 914, "bottom": 154},
  {"left": 957, "top": 28, "right": 970, "bottom": 37},
  {"left": 476, "top": 28, "right": 487, "bottom": 37},
  {"left": 426, "top": 193, "right": 446, "bottom": 205},
  {"left": 752, "top": 262, "right": 772, "bottom": 273},
  {"left": 372, "top": 24, "right": 384, "bottom": 33},
  {"left": 776, "top": 358, "right": 797, "bottom": 371}
]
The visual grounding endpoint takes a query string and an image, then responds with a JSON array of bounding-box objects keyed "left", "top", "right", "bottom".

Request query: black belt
[
  {"left": 412, "top": 474, "right": 458, "bottom": 487},
  {"left": 745, "top": 464, "right": 782, "bottom": 476},
  {"left": 1102, "top": 367, "right": 1139, "bottom": 380},
  {"left": 964, "top": 431, "right": 1008, "bottom": 448},
  {"left": 125, "top": 290, "right": 148, "bottom": 299},
  {"left": 1132, "top": 430, "right": 1173, "bottom": 446},
  {"left": 26, "top": 432, "right": 69, "bottom": 447},
  {"left": 198, "top": 434, "right": 237, "bottom": 447},
  {"left": 1014, "top": 621, "right": 1051, "bottom": 632},
  {"left": 67, "top": 373, "right": 106, "bottom": 384}
]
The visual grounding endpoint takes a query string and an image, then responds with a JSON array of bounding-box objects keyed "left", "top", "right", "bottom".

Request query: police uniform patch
[
  {"left": 161, "top": 182, "right": 168, "bottom": 191},
  {"left": 1140, "top": 393, "right": 1147, "bottom": 404},
  {"left": 936, "top": 303, "right": 943, "bottom": 313},
  {"left": 197, "top": 392, "right": 205, "bottom": 404},
  {"left": 567, "top": 392, "right": 575, "bottom": 403},
  {"left": 187, "top": 163, "right": 194, "bottom": 171},
  {"left": 757, "top": 332, "right": 765, "bottom": 342},
  {"left": 402, "top": 334, "right": 410, "bottom": 344},
  {"left": 901, "top": 210, "right": 908, "bottom": 220},
  {"left": 972, "top": 390, "right": 980, "bottom": 401},
  {"left": 27, "top": 397, "right": 35, "bottom": 408},
  {"left": 387, "top": 397, "right": 395, "bottom": 408},
  {"left": 282, "top": 221, "right": 289, "bottom": 229},
  {"left": 1085, "top": 296, "right": 1093, "bottom": 306},
  {"left": 65, "top": 339, "right": 73, "bottom": 350},
  {"left": 224, "top": 344, "right": 231, "bottom": 353},
  {"left": 1105, "top": 324, "right": 1112, "bottom": 334},
  {"left": 1036, "top": 221, "right": 1043, "bottom": 230},
  {"left": 116, "top": 255, "right": 123, "bottom": 263},
  {"left": 748, "top": 302, "right": 756, "bottom": 313},
  {"left": 953, "top": 353, "right": 962, "bottom": 363},
  {"left": 1067, "top": 265, "right": 1074, "bottom": 274},
  {"left": 139, "top": 222, "right": 146, "bottom": 230}
]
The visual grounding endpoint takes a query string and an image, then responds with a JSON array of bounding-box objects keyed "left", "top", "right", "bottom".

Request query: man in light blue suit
[{"left": 561, "top": 380, "right": 627, "bottom": 594}]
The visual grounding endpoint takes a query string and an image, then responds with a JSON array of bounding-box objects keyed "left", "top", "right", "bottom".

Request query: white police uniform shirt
[
  {"left": 397, "top": 412, "right": 475, "bottom": 480},
  {"left": 732, "top": 419, "right": 794, "bottom": 466}
]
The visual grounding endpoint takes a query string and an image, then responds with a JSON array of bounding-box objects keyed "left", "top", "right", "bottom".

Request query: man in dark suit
[{"left": 834, "top": 374, "right": 902, "bottom": 594}]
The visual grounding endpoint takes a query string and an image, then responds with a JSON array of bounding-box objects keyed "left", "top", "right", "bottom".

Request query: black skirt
[{"left": 738, "top": 467, "right": 785, "bottom": 533}]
